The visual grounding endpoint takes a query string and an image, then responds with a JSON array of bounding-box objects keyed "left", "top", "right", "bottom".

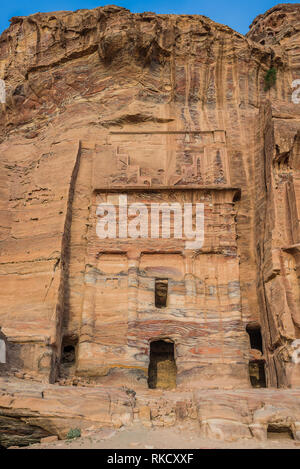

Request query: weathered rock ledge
[{"left": 1, "top": 377, "right": 300, "bottom": 447}]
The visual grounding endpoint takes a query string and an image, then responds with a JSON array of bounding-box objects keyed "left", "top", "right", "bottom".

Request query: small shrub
[
  {"left": 66, "top": 428, "right": 81, "bottom": 439},
  {"left": 264, "top": 67, "right": 277, "bottom": 91}
]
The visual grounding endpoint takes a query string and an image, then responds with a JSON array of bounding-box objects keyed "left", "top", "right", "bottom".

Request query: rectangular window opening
[{"left": 155, "top": 279, "right": 168, "bottom": 308}]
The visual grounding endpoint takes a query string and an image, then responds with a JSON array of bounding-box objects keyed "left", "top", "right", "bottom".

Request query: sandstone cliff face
[
  {"left": 0, "top": 4, "right": 299, "bottom": 392},
  {"left": 247, "top": 4, "right": 300, "bottom": 387}
]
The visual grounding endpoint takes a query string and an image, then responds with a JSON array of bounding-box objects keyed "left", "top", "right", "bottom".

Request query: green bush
[
  {"left": 264, "top": 67, "right": 277, "bottom": 91},
  {"left": 66, "top": 428, "right": 81, "bottom": 439}
]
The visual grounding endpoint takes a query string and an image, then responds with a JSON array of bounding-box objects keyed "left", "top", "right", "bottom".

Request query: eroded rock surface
[
  {"left": 1, "top": 377, "right": 300, "bottom": 446},
  {"left": 0, "top": 3, "right": 300, "bottom": 445}
]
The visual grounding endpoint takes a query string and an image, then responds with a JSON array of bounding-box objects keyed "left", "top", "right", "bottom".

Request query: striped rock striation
[{"left": 0, "top": 4, "right": 299, "bottom": 436}]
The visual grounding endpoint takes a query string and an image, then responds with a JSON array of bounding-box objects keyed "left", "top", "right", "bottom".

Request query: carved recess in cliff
[{"left": 74, "top": 187, "right": 246, "bottom": 389}]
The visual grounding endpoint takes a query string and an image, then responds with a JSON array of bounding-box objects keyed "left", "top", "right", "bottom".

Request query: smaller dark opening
[
  {"left": 233, "top": 190, "right": 241, "bottom": 202},
  {"left": 249, "top": 360, "right": 266, "bottom": 388},
  {"left": 155, "top": 279, "right": 168, "bottom": 308},
  {"left": 246, "top": 323, "right": 263, "bottom": 353},
  {"left": 267, "top": 424, "right": 294, "bottom": 440},
  {"left": 62, "top": 345, "right": 76, "bottom": 364},
  {"left": 60, "top": 336, "right": 78, "bottom": 380},
  {"left": 61, "top": 336, "right": 78, "bottom": 366}
]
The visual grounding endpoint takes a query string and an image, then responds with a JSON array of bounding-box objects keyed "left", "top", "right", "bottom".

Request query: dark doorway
[
  {"left": 246, "top": 323, "right": 263, "bottom": 353},
  {"left": 155, "top": 279, "right": 168, "bottom": 308},
  {"left": 246, "top": 323, "right": 266, "bottom": 387},
  {"left": 148, "top": 340, "right": 176, "bottom": 389},
  {"left": 249, "top": 360, "right": 266, "bottom": 388}
]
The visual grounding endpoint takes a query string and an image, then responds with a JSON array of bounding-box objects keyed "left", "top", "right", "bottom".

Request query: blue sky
[{"left": 0, "top": 1, "right": 298, "bottom": 35}]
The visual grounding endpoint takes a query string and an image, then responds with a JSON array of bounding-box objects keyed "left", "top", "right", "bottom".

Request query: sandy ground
[{"left": 20, "top": 422, "right": 300, "bottom": 450}]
